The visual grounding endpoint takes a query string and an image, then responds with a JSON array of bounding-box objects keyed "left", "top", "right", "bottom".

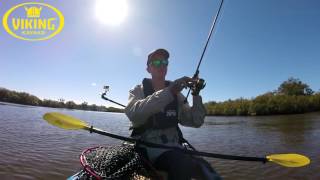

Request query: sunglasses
[{"left": 149, "top": 59, "right": 169, "bottom": 68}]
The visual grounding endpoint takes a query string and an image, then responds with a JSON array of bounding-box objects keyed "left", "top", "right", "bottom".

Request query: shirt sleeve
[
  {"left": 177, "top": 93, "right": 206, "bottom": 128},
  {"left": 124, "top": 85, "right": 174, "bottom": 128}
]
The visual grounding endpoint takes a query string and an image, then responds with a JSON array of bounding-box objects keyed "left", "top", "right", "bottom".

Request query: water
[{"left": 0, "top": 102, "right": 319, "bottom": 179}]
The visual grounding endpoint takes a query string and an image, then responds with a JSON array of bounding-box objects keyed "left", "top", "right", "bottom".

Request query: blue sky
[{"left": 1, "top": 0, "right": 320, "bottom": 107}]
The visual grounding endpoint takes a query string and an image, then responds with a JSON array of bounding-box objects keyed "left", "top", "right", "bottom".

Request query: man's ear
[{"left": 147, "top": 66, "right": 151, "bottom": 73}]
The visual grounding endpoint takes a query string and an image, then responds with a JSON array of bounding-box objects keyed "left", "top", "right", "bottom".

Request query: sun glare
[{"left": 95, "top": 0, "right": 128, "bottom": 26}]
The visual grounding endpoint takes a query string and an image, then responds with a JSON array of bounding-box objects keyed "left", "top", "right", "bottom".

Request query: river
[{"left": 0, "top": 102, "right": 319, "bottom": 179}]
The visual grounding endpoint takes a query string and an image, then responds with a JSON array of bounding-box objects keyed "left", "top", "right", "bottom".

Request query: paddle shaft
[{"left": 85, "top": 126, "right": 267, "bottom": 163}]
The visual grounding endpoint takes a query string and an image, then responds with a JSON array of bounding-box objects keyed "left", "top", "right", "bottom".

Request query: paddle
[{"left": 43, "top": 112, "right": 310, "bottom": 167}]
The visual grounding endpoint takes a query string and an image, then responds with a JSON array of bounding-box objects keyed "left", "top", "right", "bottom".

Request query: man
[{"left": 125, "top": 48, "right": 221, "bottom": 180}]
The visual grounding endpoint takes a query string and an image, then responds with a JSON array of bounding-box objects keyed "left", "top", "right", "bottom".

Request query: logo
[
  {"left": 166, "top": 110, "right": 177, "bottom": 117},
  {"left": 2, "top": 2, "right": 64, "bottom": 41}
]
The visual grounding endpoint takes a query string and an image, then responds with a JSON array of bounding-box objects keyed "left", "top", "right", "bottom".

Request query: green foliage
[
  {"left": 205, "top": 78, "right": 320, "bottom": 116},
  {"left": 205, "top": 94, "right": 320, "bottom": 116},
  {"left": 0, "top": 88, "right": 41, "bottom": 106},
  {"left": 278, "top": 77, "right": 314, "bottom": 96},
  {"left": 0, "top": 87, "right": 124, "bottom": 113},
  {"left": 206, "top": 98, "right": 251, "bottom": 116},
  {"left": 81, "top": 101, "right": 88, "bottom": 110},
  {"left": 106, "top": 106, "right": 125, "bottom": 113},
  {"left": 65, "top": 101, "right": 77, "bottom": 109}
]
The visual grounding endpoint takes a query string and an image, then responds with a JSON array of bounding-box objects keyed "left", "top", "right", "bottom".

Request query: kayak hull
[{"left": 67, "top": 170, "right": 86, "bottom": 180}]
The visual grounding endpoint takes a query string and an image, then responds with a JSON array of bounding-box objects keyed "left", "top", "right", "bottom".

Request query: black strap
[{"left": 176, "top": 126, "right": 196, "bottom": 150}]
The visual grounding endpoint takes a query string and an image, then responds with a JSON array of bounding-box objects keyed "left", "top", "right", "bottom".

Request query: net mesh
[{"left": 78, "top": 144, "right": 158, "bottom": 180}]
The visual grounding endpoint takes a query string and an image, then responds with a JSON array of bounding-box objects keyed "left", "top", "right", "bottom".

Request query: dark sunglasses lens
[
  {"left": 151, "top": 59, "right": 168, "bottom": 67},
  {"left": 162, "top": 60, "right": 168, "bottom": 65},
  {"left": 153, "top": 60, "right": 161, "bottom": 67}
]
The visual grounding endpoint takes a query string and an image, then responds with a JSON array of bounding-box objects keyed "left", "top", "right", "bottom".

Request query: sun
[{"left": 94, "top": 0, "right": 128, "bottom": 26}]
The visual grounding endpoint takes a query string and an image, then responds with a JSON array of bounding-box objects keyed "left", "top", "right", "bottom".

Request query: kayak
[{"left": 67, "top": 170, "right": 86, "bottom": 180}]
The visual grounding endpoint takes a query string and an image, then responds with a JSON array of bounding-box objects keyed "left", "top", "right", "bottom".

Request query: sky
[{"left": 1, "top": 0, "right": 320, "bottom": 108}]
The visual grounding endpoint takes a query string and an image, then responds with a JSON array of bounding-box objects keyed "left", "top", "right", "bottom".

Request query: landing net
[{"left": 78, "top": 144, "right": 158, "bottom": 180}]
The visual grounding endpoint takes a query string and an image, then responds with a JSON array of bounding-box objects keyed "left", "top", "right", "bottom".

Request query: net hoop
[{"left": 80, "top": 146, "right": 102, "bottom": 179}]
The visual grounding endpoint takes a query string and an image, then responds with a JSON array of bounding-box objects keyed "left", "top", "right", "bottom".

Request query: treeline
[
  {"left": 0, "top": 87, "right": 124, "bottom": 113},
  {"left": 205, "top": 78, "right": 320, "bottom": 116}
]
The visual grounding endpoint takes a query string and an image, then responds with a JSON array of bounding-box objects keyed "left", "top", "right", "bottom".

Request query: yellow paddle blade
[
  {"left": 267, "top": 154, "right": 310, "bottom": 167},
  {"left": 43, "top": 112, "right": 89, "bottom": 130}
]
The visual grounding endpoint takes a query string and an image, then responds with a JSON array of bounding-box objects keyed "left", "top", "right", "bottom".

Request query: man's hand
[
  {"left": 191, "top": 78, "right": 206, "bottom": 96},
  {"left": 169, "top": 76, "right": 191, "bottom": 95}
]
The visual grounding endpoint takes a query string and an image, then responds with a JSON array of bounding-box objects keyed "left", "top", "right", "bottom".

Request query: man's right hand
[{"left": 169, "top": 76, "right": 191, "bottom": 95}]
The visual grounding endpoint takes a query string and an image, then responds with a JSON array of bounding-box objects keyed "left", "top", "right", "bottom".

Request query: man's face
[{"left": 147, "top": 53, "right": 168, "bottom": 79}]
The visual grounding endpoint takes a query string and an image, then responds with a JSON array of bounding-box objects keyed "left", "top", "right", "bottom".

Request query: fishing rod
[{"left": 185, "top": 0, "right": 225, "bottom": 102}]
